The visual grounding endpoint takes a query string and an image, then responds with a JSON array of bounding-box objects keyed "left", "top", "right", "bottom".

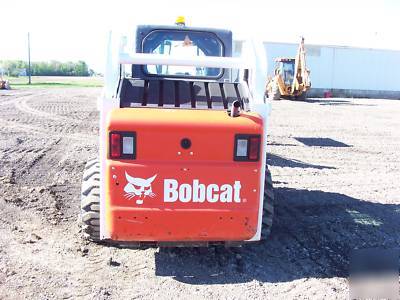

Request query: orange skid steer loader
[{"left": 81, "top": 20, "right": 274, "bottom": 247}]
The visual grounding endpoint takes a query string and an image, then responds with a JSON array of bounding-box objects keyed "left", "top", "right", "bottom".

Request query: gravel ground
[{"left": 0, "top": 88, "right": 399, "bottom": 299}]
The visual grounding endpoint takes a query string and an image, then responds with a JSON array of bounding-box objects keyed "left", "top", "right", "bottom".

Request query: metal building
[{"left": 235, "top": 41, "right": 400, "bottom": 99}]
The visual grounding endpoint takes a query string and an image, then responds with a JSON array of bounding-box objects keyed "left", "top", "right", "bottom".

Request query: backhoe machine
[{"left": 266, "top": 38, "right": 311, "bottom": 100}]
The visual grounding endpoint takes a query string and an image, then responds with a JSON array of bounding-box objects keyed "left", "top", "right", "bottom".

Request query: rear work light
[
  {"left": 234, "top": 134, "right": 261, "bottom": 161},
  {"left": 109, "top": 131, "right": 136, "bottom": 159}
]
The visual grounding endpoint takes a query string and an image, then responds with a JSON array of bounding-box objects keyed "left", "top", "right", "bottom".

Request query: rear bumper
[
  {"left": 104, "top": 160, "right": 261, "bottom": 241},
  {"left": 108, "top": 208, "right": 257, "bottom": 241}
]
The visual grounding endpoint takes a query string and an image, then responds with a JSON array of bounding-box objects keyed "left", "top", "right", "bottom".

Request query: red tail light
[
  {"left": 110, "top": 133, "right": 121, "bottom": 158},
  {"left": 109, "top": 132, "right": 136, "bottom": 159},
  {"left": 234, "top": 134, "right": 261, "bottom": 161},
  {"left": 249, "top": 136, "right": 261, "bottom": 160}
]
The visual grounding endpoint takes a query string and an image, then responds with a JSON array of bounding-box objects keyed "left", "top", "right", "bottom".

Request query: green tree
[{"left": 0, "top": 60, "right": 92, "bottom": 76}]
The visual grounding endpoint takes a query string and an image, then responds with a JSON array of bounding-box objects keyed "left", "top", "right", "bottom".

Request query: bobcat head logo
[{"left": 124, "top": 172, "right": 157, "bottom": 205}]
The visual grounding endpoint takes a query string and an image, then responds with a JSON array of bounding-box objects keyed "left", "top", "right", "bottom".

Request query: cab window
[{"left": 142, "top": 30, "right": 224, "bottom": 78}]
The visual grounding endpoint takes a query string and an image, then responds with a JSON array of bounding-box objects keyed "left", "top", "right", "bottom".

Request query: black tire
[
  {"left": 81, "top": 159, "right": 100, "bottom": 241},
  {"left": 262, "top": 167, "right": 274, "bottom": 238},
  {"left": 269, "top": 82, "right": 281, "bottom": 100},
  {"left": 295, "top": 91, "right": 307, "bottom": 101}
]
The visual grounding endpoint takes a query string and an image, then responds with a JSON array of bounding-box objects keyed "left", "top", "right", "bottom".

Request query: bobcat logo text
[{"left": 123, "top": 172, "right": 243, "bottom": 205}]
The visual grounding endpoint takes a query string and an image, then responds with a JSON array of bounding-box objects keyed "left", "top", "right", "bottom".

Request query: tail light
[
  {"left": 234, "top": 134, "right": 261, "bottom": 161},
  {"left": 249, "top": 136, "right": 261, "bottom": 160},
  {"left": 110, "top": 133, "right": 121, "bottom": 158},
  {"left": 109, "top": 132, "right": 136, "bottom": 159}
]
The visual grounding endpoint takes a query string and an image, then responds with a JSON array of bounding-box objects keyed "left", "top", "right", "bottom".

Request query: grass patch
[{"left": 3, "top": 76, "right": 103, "bottom": 88}]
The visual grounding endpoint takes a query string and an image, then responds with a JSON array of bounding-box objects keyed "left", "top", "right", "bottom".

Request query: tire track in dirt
[
  {"left": 14, "top": 98, "right": 82, "bottom": 123},
  {"left": 0, "top": 90, "right": 97, "bottom": 142},
  {"left": 0, "top": 119, "right": 94, "bottom": 142},
  {"left": 0, "top": 92, "right": 36, "bottom": 106},
  {"left": 29, "top": 101, "right": 93, "bottom": 121},
  {"left": 1, "top": 137, "right": 63, "bottom": 186}
]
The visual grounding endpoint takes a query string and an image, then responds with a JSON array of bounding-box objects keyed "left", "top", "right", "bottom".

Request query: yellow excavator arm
[{"left": 292, "top": 37, "right": 311, "bottom": 93}]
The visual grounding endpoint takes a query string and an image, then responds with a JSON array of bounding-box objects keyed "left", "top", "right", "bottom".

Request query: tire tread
[{"left": 81, "top": 159, "right": 100, "bottom": 241}]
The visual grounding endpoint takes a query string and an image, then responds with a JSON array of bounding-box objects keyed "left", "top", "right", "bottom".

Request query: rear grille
[{"left": 119, "top": 78, "right": 250, "bottom": 110}]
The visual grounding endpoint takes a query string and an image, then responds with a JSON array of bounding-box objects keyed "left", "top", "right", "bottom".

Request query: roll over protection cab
[{"left": 80, "top": 20, "right": 274, "bottom": 246}]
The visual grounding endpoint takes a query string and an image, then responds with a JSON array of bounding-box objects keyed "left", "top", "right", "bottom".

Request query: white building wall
[
  {"left": 331, "top": 47, "right": 400, "bottom": 91},
  {"left": 262, "top": 42, "right": 400, "bottom": 92}
]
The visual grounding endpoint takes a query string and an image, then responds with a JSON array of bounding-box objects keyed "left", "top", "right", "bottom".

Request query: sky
[{"left": 1, "top": 0, "right": 399, "bottom": 72}]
